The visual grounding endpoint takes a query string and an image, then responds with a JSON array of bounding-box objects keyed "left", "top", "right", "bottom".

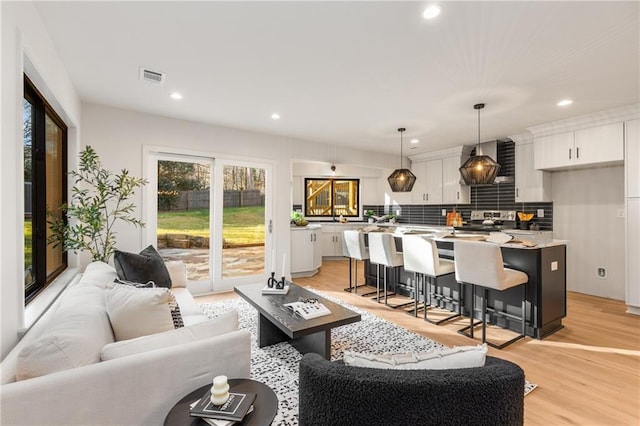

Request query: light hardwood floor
[{"left": 197, "top": 259, "right": 640, "bottom": 425}]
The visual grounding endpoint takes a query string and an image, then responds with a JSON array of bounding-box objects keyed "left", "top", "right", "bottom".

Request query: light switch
[
  {"left": 551, "top": 261, "right": 558, "bottom": 271},
  {"left": 442, "top": 209, "right": 447, "bottom": 216},
  {"left": 537, "top": 209, "right": 544, "bottom": 218}
]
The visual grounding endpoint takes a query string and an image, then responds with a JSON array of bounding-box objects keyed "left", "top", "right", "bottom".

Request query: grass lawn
[
  {"left": 24, "top": 221, "right": 32, "bottom": 267},
  {"left": 157, "top": 206, "right": 265, "bottom": 245}
]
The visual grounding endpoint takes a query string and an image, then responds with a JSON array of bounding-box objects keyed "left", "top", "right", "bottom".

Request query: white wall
[
  {"left": 291, "top": 162, "right": 388, "bottom": 210},
  {"left": 552, "top": 166, "right": 626, "bottom": 300},
  {"left": 81, "top": 102, "right": 399, "bottom": 275},
  {"left": 1, "top": 2, "right": 81, "bottom": 358}
]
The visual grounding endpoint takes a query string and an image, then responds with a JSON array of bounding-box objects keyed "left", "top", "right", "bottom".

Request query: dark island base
[{"left": 364, "top": 242, "right": 566, "bottom": 339}]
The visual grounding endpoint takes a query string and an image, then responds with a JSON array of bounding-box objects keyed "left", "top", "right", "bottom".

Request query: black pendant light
[
  {"left": 459, "top": 103, "right": 501, "bottom": 185},
  {"left": 387, "top": 127, "right": 417, "bottom": 192}
]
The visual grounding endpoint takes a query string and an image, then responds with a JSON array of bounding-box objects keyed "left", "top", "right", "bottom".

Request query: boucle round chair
[{"left": 298, "top": 352, "right": 524, "bottom": 426}]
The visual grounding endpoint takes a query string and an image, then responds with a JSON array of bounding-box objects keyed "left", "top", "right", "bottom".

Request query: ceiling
[{"left": 34, "top": 1, "right": 639, "bottom": 156}]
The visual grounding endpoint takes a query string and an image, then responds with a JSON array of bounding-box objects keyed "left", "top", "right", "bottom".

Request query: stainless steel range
[{"left": 455, "top": 210, "right": 517, "bottom": 232}]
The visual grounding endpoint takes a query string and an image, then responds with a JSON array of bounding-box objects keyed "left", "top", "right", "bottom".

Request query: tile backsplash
[{"left": 296, "top": 140, "right": 554, "bottom": 230}]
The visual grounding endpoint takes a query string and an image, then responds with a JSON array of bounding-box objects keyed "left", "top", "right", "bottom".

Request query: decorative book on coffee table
[
  {"left": 190, "top": 390, "right": 256, "bottom": 422},
  {"left": 283, "top": 301, "right": 331, "bottom": 319}
]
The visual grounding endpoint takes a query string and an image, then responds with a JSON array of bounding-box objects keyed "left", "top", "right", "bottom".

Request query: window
[
  {"left": 304, "top": 178, "right": 360, "bottom": 218},
  {"left": 23, "top": 76, "right": 67, "bottom": 302}
]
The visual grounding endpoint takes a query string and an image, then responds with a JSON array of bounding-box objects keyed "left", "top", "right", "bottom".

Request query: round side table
[{"left": 164, "top": 378, "right": 278, "bottom": 426}]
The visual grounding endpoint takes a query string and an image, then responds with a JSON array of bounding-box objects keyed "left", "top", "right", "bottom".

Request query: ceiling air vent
[{"left": 139, "top": 67, "right": 165, "bottom": 85}]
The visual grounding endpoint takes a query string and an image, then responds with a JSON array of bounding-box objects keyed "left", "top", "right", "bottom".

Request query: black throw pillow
[{"left": 113, "top": 245, "right": 172, "bottom": 289}]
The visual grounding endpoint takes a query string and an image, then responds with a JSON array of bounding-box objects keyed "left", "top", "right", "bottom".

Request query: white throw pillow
[
  {"left": 105, "top": 284, "right": 175, "bottom": 341},
  {"left": 101, "top": 310, "right": 239, "bottom": 360},
  {"left": 78, "top": 261, "right": 118, "bottom": 289},
  {"left": 16, "top": 285, "right": 114, "bottom": 381},
  {"left": 343, "top": 344, "right": 487, "bottom": 370},
  {"left": 165, "top": 260, "right": 188, "bottom": 288}
]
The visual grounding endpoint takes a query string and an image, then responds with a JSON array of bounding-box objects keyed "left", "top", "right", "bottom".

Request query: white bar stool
[
  {"left": 454, "top": 240, "right": 529, "bottom": 349},
  {"left": 342, "top": 230, "right": 374, "bottom": 294},
  {"left": 402, "top": 234, "right": 461, "bottom": 324},
  {"left": 368, "top": 232, "right": 412, "bottom": 309}
]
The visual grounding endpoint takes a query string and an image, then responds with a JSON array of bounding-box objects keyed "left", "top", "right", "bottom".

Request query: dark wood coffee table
[
  {"left": 234, "top": 282, "right": 361, "bottom": 359},
  {"left": 164, "top": 378, "right": 277, "bottom": 426}
]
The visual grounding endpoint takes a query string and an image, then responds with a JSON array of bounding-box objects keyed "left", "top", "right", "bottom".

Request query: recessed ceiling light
[
  {"left": 170, "top": 92, "right": 183, "bottom": 100},
  {"left": 423, "top": 4, "right": 442, "bottom": 20},
  {"left": 271, "top": 113, "right": 281, "bottom": 120},
  {"left": 410, "top": 139, "right": 419, "bottom": 144},
  {"left": 557, "top": 99, "right": 573, "bottom": 107}
]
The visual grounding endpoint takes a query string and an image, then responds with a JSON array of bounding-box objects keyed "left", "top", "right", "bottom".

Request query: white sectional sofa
[{"left": 0, "top": 261, "right": 251, "bottom": 425}]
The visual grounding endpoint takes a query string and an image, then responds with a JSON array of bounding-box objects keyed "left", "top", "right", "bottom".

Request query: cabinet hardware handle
[
  {"left": 457, "top": 191, "right": 459, "bottom": 200},
  {"left": 268, "top": 219, "right": 273, "bottom": 234},
  {"left": 426, "top": 193, "right": 429, "bottom": 201},
  {"left": 516, "top": 188, "right": 519, "bottom": 198},
  {"left": 569, "top": 148, "right": 571, "bottom": 159},
  {"left": 576, "top": 147, "right": 579, "bottom": 158},
  {"left": 423, "top": 194, "right": 426, "bottom": 201}
]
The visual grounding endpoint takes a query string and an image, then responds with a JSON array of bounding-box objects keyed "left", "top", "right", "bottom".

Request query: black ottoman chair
[{"left": 299, "top": 352, "right": 524, "bottom": 426}]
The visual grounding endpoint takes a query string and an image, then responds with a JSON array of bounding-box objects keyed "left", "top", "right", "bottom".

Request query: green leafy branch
[{"left": 48, "top": 146, "right": 147, "bottom": 263}]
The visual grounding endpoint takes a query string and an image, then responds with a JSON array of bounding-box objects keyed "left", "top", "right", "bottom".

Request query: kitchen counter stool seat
[
  {"left": 454, "top": 240, "right": 529, "bottom": 349},
  {"left": 402, "top": 234, "right": 461, "bottom": 324},
  {"left": 368, "top": 232, "right": 413, "bottom": 309},
  {"left": 342, "top": 230, "right": 374, "bottom": 295}
]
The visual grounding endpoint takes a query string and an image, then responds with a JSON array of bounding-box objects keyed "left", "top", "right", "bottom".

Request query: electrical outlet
[
  {"left": 551, "top": 261, "right": 558, "bottom": 271},
  {"left": 442, "top": 209, "right": 447, "bottom": 216},
  {"left": 616, "top": 209, "right": 625, "bottom": 218},
  {"left": 597, "top": 267, "right": 607, "bottom": 278},
  {"left": 537, "top": 209, "right": 544, "bottom": 218}
]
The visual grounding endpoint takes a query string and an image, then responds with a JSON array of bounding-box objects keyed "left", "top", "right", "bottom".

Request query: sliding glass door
[
  {"left": 156, "top": 157, "right": 212, "bottom": 281},
  {"left": 146, "top": 149, "right": 271, "bottom": 293},
  {"left": 220, "top": 164, "right": 267, "bottom": 279}
]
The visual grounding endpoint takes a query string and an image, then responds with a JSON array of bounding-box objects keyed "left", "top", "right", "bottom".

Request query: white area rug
[{"left": 200, "top": 290, "right": 536, "bottom": 425}]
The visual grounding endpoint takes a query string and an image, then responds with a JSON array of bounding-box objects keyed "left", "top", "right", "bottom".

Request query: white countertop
[{"left": 364, "top": 223, "right": 567, "bottom": 249}]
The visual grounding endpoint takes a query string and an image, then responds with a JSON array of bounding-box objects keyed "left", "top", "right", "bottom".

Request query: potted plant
[
  {"left": 48, "top": 146, "right": 147, "bottom": 263},
  {"left": 290, "top": 211, "right": 308, "bottom": 227},
  {"left": 388, "top": 214, "right": 397, "bottom": 224},
  {"left": 365, "top": 209, "right": 375, "bottom": 224}
]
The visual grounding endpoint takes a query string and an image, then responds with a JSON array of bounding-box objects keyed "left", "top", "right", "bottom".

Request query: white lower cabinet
[
  {"left": 290, "top": 226, "right": 322, "bottom": 277},
  {"left": 626, "top": 198, "right": 640, "bottom": 313},
  {"left": 321, "top": 224, "right": 365, "bottom": 257},
  {"left": 321, "top": 225, "right": 344, "bottom": 257}
]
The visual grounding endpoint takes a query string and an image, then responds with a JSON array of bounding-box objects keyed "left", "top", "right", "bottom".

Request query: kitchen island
[{"left": 361, "top": 226, "right": 567, "bottom": 339}]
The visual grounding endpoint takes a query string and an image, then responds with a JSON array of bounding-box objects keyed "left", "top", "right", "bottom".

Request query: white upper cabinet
[
  {"left": 513, "top": 135, "right": 551, "bottom": 202},
  {"left": 626, "top": 119, "right": 640, "bottom": 198},
  {"left": 410, "top": 146, "right": 471, "bottom": 205},
  {"left": 534, "top": 122, "right": 624, "bottom": 170},
  {"left": 411, "top": 159, "right": 442, "bottom": 204},
  {"left": 573, "top": 122, "right": 624, "bottom": 166},
  {"left": 442, "top": 155, "right": 470, "bottom": 204},
  {"left": 534, "top": 131, "right": 574, "bottom": 170}
]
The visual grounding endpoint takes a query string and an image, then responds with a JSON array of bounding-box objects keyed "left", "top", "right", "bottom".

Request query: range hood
[{"left": 472, "top": 141, "right": 514, "bottom": 184}]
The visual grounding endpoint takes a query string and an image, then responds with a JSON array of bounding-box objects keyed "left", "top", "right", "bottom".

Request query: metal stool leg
[
  {"left": 457, "top": 283, "right": 482, "bottom": 338},
  {"left": 343, "top": 258, "right": 353, "bottom": 292}
]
